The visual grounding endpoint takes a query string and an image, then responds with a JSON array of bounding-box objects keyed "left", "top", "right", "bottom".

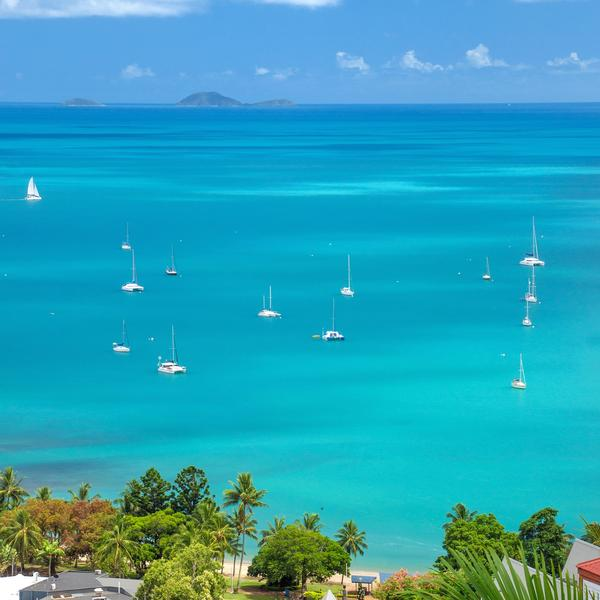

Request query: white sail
[{"left": 26, "top": 177, "right": 41, "bottom": 200}]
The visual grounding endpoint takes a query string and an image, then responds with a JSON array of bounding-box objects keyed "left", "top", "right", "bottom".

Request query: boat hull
[
  {"left": 121, "top": 282, "right": 144, "bottom": 292},
  {"left": 340, "top": 287, "right": 355, "bottom": 297},
  {"left": 512, "top": 379, "right": 526, "bottom": 390},
  {"left": 520, "top": 257, "right": 545, "bottom": 267},
  {"left": 257, "top": 309, "right": 281, "bottom": 318}
]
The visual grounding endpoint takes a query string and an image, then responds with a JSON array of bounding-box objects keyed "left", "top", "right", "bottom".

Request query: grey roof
[
  {"left": 21, "top": 571, "right": 140, "bottom": 597},
  {"left": 98, "top": 578, "right": 142, "bottom": 597},
  {"left": 37, "top": 593, "right": 131, "bottom": 600},
  {"left": 563, "top": 539, "right": 600, "bottom": 579}
]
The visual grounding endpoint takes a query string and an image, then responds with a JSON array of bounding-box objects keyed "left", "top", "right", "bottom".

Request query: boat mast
[
  {"left": 531, "top": 266, "right": 536, "bottom": 295},
  {"left": 520, "top": 353, "right": 526, "bottom": 384},
  {"left": 532, "top": 217, "right": 538, "bottom": 259},
  {"left": 131, "top": 249, "right": 137, "bottom": 283}
]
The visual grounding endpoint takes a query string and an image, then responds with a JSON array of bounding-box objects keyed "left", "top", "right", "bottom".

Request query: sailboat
[
  {"left": 112, "top": 320, "right": 131, "bottom": 353},
  {"left": 322, "top": 298, "right": 344, "bottom": 341},
  {"left": 524, "top": 266, "right": 538, "bottom": 303},
  {"left": 121, "top": 248, "right": 144, "bottom": 292},
  {"left": 121, "top": 223, "right": 132, "bottom": 251},
  {"left": 25, "top": 177, "right": 41, "bottom": 201},
  {"left": 340, "top": 254, "right": 355, "bottom": 297},
  {"left": 157, "top": 325, "right": 187, "bottom": 374},
  {"left": 520, "top": 217, "right": 545, "bottom": 266},
  {"left": 482, "top": 257, "right": 492, "bottom": 281},
  {"left": 257, "top": 286, "right": 281, "bottom": 318},
  {"left": 511, "top": 353, "right": 527, "bottom": 389},
  {"left": 522, "top": 299, "right": 532, "bottom": 327},
  {"left": 165, "top": 245, "right": 177, "bottom": 276}
]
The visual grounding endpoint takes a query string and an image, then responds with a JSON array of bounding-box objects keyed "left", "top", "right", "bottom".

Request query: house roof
[
  {"left": 0, "top": 574, "right": 47, "bottom": 599},
  {"left": 20, "top": 571, "right": 139, "bottom": 597},
  {"left": 563, "top": 539, "right": 600, "bottom": 579},
  {"left": 351, "top": 576, "right": 377, "bottom": 584},
  {"left": 578, "top": 557, "right": 600, "bottom": 579}
]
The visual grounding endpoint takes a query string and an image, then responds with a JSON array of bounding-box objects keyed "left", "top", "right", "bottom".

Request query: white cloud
[
  {"left": 255, "top": 66, "right": 297, "bottom": 80},
  {"left": 547, "top": 51, "right": 600, "bottom": 71},
  {"left": 251, "top": 0, "right": 338, "bottom": 7},
  {"left": 336, "top": 51, "right": 370, "bottom": 73},
  {"left": 465, "top": 43, "right": 508, "bottom": 69},
  {"left": 0, "top": 0, "right": 208, "bottom": 18},
  {"left": 400, "top": 50, "right": 444, "bottom": 73},
  {"left": 255, "top": 67, "right": 270, "bottom": 76},
  {"left": 120, "top": 63, "right": 155, "bottom": 79}
]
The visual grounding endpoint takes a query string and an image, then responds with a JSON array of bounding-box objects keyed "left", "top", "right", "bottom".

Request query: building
[
  {"left": 19, "top": 571, "right": 142, "bottom": 600},
  {"left": 0, "top": 574, "right": 47, "bottom": 600},
  {"left": 563, "top": 539, "right": 600, "bottom": 598}
]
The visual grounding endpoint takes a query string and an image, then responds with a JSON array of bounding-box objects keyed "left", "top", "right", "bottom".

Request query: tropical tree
[
  {"left": 336, "top": 520, "right": 368, "bottom": 583},
  {"left": 260, "top": 517, "right": 286, "bottom": 546},
  {"left": 95, "top": 516, "right": 139, "bottom": 577},
  {"left": 231, "top": 506, "right": 257, "bottom": 590},
  {"left": 35, "top": 487, "right": 52, "bottom": 501},
  {"left": 36, "top": 539, "right": 65, "bottom": 576},
  {"left": 0, "top": 467, "right": 29, "bottom": 511},
  {"left": 170, "top": 466, "right": 211, "bottom": 515},
  {"left": 0, "top": 541, "right": 17, "bottom": 576},
  {"left": 417, "top": 547, "right": 589, "bottom": 600},
  {"left": 68, "top": 482, "right": 99, "bottom": 502},
  {"left": 223, "top": 473, "right": 267, "bottom": 591},
  {"left": 301, "top": 513, "right": 322, "bottom": 532},
  {"left": 122, "top": 468, "right": 172, "bottom": 516},
  {"left": 443, "top": 503, "right": 478, "bottom": 530},
  {"left": 582, "top": 517, "right": 600, "bottom": 546},
  {"left": 518, "top": 508, "right": 571, "bottom": 570},
  {"left": 2, "top": 509, "right": 43, "bottom": 571}
]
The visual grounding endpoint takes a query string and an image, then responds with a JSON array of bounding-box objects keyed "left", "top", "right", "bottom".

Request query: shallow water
[{"left": 1, "top": 103, "right": 600, "bottom": 570}]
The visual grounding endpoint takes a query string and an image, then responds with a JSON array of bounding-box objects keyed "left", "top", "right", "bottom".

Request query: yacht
[
  {"left": 522, "top": 299, "right": 532, "bottom": 327},
  {"left": 121, "top": 248, "right": 144, "bottom": 292},
  {"left": 482, "top": 257, "right": 492, "bottom": 281},
  {"left": 157, "top": 325, "right": 187, "bottom": 374},
  {"left": 257, "top": 286, "right": 281, "bottom": 318},
  {"left": 165, "top": 245, "right": 177, "bottom": 276},
  {"left": 25, "top": 177, "right": 41, "bottom": 201},
  {"left": 121, "top": 223, "right": 132, "bottom": 251},
  {"left": 511, "top": 353, "right": 527, "bottom": 389},
  {"left": 322, "top": 298, "right": 345, "bottom": 341},
  {"left": 524, "top": 267, "right": 538, "bottom": 303},
  {"left": 520, "top": 217, "right": 545, "bottom": 266},
  {"left": 112, "top": 320, "right": 131, "bottom": 353},
  {"left": 340, "top": 254, "right": 355, "bottom": 297}
]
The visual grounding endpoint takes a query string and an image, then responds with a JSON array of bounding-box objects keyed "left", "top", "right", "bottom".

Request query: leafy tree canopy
[
  {"left": 170, "top": 466, "right": 211, "bottom": 515},
  {"left": 122, "top": 468, "right": 172, "bottom": 516}
]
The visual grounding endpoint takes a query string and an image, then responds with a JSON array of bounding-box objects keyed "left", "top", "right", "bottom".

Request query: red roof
[{"left": 577, "top": 557, "right": 600, "bottom": 580}]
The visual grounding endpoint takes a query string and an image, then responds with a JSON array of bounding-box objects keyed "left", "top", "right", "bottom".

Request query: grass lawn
[{"left": 224, "top": 578, "right": 347, "bottom": 600}]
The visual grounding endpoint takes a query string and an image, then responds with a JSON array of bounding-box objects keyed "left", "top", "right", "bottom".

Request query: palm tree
[
  {"left": 418, "top": 547, "right": 588, "bottom": 599},
  {"left": 0, "top": 467, "right": 29, "bottom": 511},
  {"left": 68, "top": 482, "right": 99, "bottom": 502},
  {"left": 443, "top": 503, "right": 478, "bottom": 530},
  {"left": 34, "top": 487, "right": 52, "bottom": 501},
  {"left": 336, "top": 520, "right": 368, "bottom": 584},
  {"left": 95, "top": 517, "right": 138, "bottom": 577},
  {"left": 230, "top": 505, "right": 258, "bottom": 591},
  {"left": 223, "top": 473, "right": 267, "bottom": 591},
  {"left": 36, "top": 540, "right": 64, "bottom": 576},
  {"left": 2, "top": 509, "right": 43, "bottom": 571},
  {"left": 260, "top": 517, "right": 286, "bottom": 546},
  {"left": 582, "top": 517, "right": 600, "bottom": 546},
  {"left": 0, "top": 542, "right": 17, "bottom": 576},
  {"left": 192, "top": 499, "right": 221, "bottom": 530},
  {"left": 301, "top": 513, "right": 322, "bottom": 532}
]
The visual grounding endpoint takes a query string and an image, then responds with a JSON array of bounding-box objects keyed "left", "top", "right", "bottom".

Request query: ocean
[{"left": 1, "top": 103, "right": 600, "bottom": 571}]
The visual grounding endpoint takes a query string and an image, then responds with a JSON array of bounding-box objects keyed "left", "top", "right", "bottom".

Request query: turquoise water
[{"left": 1, "top": 103, "right": 600, "bottom": 571}]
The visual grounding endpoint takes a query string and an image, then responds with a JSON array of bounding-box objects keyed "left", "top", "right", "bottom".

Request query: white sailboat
[
  {"left": 25, "top": 177, "right": 41, "bottom": 201},
  {"left": 520, "top": 217, "right": 545, "bottom": 266},
  {"left": 165, "top": 245, "right": 177, "bottom": 276},
  {"left": 157, "top": 325, "right": 187, "bottom": 374},
  {"left": 524, "top": 266, "right": 538, "bottom": 303},
  {"left": 522, "top": 299, "right": 532, "bottom": 327},
  {"left": 121, "top": 223, "right": 132, "bottom": 251},
  {"left": 121, "top": 248, "right": 144, "bottom": 292},
  {"left": 112, "top": 320, "right": 131, "bottom": 353},
  {"left": 322, "top": 298, "right": 344, "bottom": 341},
  {"left": 340, "top": 254, "right": 355, "bottom": 297},
  {"left": 482, "top": 256, "right": 492, "bottom": 281},
  {"left": 257, "top": 286, "right": 281, "bottom": 318},
  {"left": 511, "top": 353, "right": 527, "bottom": 389}
]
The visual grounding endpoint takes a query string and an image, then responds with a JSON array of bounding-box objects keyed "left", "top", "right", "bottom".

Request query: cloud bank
[
  {"left": 121, "top": 64, "right": 155, "bottom": 79},
  {"left": 336, "top": 51, "right": 370, "bottom": 73},
  {"left": 465, "top": 43, "right": 508, "bottom": 68},
  {"left": 547, "top": 51, "right": 600, "bottom": 71}
]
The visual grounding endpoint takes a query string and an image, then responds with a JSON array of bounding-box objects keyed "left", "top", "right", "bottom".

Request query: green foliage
[
  {"left": 260, "top": 517, "right": 286, "bottom": 546},
  {"left": 68, "top": 482, "right": 99, "bottom": 502},
  {"left": 122, "top": 468, "right": 172, "bottom": 516},
  {"left": 436, "top": 513, "right": 519, "bottom": 570},
  {"left": 335, "top": 520, "right": 367, "bottom": 558},
  {"left": 518, "top": 508, "right": 571, "bottom": 571},
  {"left": 301, "top": 513, "right": 322, "bottom": 532},
  {"left": 375, "top": 569, "right": 438, "bottom": 600},
  {"left": 95, "top": 515, "right": 139, "bottom": 577},
  {"left": 582, "top": 517, "right": 600, "bottom": 546},
  {"left": 0, "top": 468, "right": 29, "bottom": 511},
  {"left": 304, "top": 591, "right": 322, "bottom": 600},
  {"left": 443, "top": 503, "right": 478, "bottom": 531},
  {"left": 171, "top": 466, "right": 211, "bottom": 515},
  {"left": 135, "top": 541, "right": 226, "bottom": 600},
  {"left": 35, "top": 487, "right": 52, "bottom": 501},
  {"left": 0, "top": 541, "right": 17, "bottom": 575},
  {"left": 1, "top": 508, "right": 43, "bottom": 570},
  {"left": 248, "top": 525, "right": 350, "bottom": 589},
  {"left": 36, "top": 539, "right": 65, "bottom": 576}
]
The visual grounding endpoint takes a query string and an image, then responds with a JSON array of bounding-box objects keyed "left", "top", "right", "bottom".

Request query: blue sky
[{"left": 1, "top": 0, "right": 600, "bottom": 103}]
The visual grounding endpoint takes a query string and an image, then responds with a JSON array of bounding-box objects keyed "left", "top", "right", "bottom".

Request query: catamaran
[
  {"left": 322, "top": 298, "right": 344, "bottom": 341},
  {"left": 482, "top": 257, "right": 492, "bottom": 281},
  {"left": 165, "top": 245, "right": 177, "bottom": 276},
  {"left": 121, "top": 248, "right": 144, "bottom": 292},
  {"left": 112, "top": 320, "right": 131, "bottom": 353},
  {"left": 524, "top": 267, "right": 538, "bottom": 303},
  {"left": 25, "top": 177, "right": 41, "bottom": 201},
  {"left": 157, "top": 325, "right": 187, "bottom": 374},
  {"left": 257, "top": 286, "right": 281, "bottom": 318},
  {"left": 520, "top": 217, "right": 545, "bottom": 267},
  {"left": 522, "top": 298, "right": 532, "bottom": 327},
  {"left": 511, "top": 353, "right": 527, "bottom": 389},
  {"left": 340, "top": 254, "right": 355, "bottom": 297},
  {"left": 121, "top": 223, "right": 131, "bottom": 251}
]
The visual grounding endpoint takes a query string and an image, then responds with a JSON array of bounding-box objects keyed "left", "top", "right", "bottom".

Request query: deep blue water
[{"left": 1, "top": 103, "right": 600, "bottom": 570}]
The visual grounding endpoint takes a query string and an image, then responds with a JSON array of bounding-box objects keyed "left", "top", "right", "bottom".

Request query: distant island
[
  {"left": 63, "top": 98, "right": 103, "bottom": 106},
  {"left": 177, "top": 91, "right": 294, "bottom": 108}
]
